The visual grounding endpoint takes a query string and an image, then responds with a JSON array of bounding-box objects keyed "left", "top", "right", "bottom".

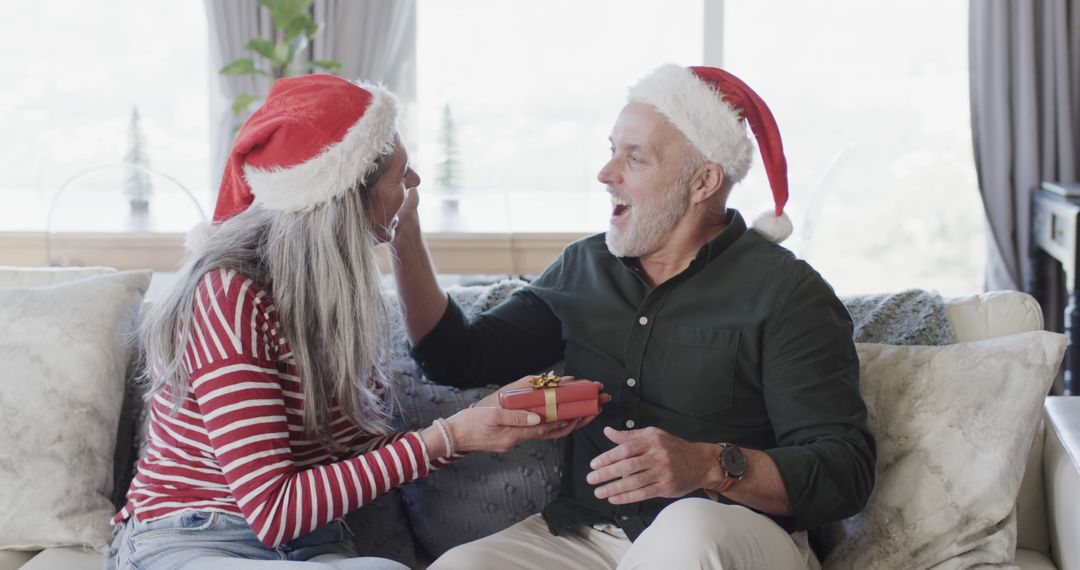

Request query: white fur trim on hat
[
  {"left": 184, "top": 219, "right": 216, "bottom": 254},
  {"left": 628, "top": 64, "right": 754, "bottom": 184},
  {"left": 751, "top": 210, "right": 793, "bottom": 243},
  {"left": 244, "top": 81, "right": 400, "bottom": 213}
]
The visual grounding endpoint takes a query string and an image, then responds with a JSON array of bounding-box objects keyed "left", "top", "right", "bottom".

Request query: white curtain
[
  {"left": 205, "top": 0, "right": 416, "bottom": 204},
  {"left": 314, "top": 0, "right": 416, "bottom": 98}
]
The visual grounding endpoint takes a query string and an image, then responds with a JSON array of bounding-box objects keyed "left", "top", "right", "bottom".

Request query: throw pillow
[
  {"left": 344, "top": 489, "right": 419, "bottom": 569},
  {"left": 823, "top": 332, "right": 1066, "bottom": 569},
  {"left": 0, "top": 266, "right": 116, "bottom": 289},
  {"left": 0, "top": 270, "right": 151, "bottom": 552},
  {"left": 384, "top": 281, "right": 564, "bottom": 559},
  {"left": 391, "top": 363, "right": 564, "bottom": 560}
]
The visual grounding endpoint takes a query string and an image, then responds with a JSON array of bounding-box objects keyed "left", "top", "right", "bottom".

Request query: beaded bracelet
[{"left": 432, "top": 417, "right": 455, "bottom": 457}]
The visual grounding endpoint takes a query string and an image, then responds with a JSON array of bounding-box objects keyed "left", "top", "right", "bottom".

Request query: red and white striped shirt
[{"left": 115, "top": 268, "right": 456, "bottom": 547}]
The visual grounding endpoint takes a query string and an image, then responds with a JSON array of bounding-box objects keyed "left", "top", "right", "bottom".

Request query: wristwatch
[{"left": 714, "top": 443, "right": 747, "bottom": 493}]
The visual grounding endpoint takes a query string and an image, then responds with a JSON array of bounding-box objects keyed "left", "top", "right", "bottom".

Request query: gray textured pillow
[
  {"left": 824, "top": 332, "right": 1066, "bottom": 569},
  {"left": 384, "top": 280, "right": 565, "bottom": 559},
  {"left": 0, "top": 270, "right": 151, "bottom": 551},
  {"left": 391, "top": 364, "right": 564, "bottom": 560},
  {"left": 344, "top": 489, "right": 419, "bottom": 569}
]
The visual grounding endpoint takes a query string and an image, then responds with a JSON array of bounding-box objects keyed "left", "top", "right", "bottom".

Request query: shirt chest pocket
[{"left": 657, "top": 327, "right": 740, "bottom": 417}]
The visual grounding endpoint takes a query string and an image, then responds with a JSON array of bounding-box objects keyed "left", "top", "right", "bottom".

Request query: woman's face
[{"left": 369, "top": 136, "right": 420, "bottom": 243}]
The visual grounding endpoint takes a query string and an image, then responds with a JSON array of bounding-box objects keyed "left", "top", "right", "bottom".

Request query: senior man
[{"left": 389, "top": 64, "right": 875, "bottom": 569}]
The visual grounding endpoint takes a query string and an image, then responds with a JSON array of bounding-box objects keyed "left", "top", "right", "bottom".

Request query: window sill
[{"left": 0, "top": 231, "right": 589, "bottom": 275}]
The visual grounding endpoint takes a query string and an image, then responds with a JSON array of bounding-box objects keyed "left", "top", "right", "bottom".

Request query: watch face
[{"left": 721, "top": 446, "right": 748, "bottom": 478}]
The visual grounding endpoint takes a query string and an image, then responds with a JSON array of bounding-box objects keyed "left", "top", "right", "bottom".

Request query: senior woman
[{"left": 105, "top": 75, "right": 585, "bottom": 569}]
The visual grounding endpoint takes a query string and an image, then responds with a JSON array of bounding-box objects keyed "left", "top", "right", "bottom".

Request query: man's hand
[
  {"left": 390, "top": 185, "right": 421, "bottom": 247},
  {"left": 586, "top": 426, "right": 720, "bottom": 504}
]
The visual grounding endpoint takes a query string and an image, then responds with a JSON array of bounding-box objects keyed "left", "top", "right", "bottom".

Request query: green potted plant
[{"left": 220, "top": 0, "right": 341, "bottom": 119}]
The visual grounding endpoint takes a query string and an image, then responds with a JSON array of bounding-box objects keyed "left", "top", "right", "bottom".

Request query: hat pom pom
[
  {"left": 184, "top": 220, "right": 216, "bottom": 255},
  {"left": 751, "top": 210, "right": 793, "bottom": 243}
]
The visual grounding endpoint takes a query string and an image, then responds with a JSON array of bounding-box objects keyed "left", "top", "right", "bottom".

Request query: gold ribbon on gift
[
  {"left": 543, "top": 387, "right": 558, "bottom": 423},
  {"left": 530, "top": 372, "right": 561, "bottom": 422},
  {"left": 528, "top": 371, "right": 561, "bottom": 389}
]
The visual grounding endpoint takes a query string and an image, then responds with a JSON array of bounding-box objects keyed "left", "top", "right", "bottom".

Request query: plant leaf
[
  {"left": 220, "top": 58, "right": 257, "bottom": 75},
  {"left": 273, "top": 39, "right": 291, "bottom": 66},
  {"left": 284, "top": 13, "right": 312, "bottom": 41},
  {"left": 310, "top": 59, "right": 341, "bottom": 72},
  {"left": 245, "top": 38, "right": 276, "bottom": 62},
  {"left": 231, "top": 93, "right": 259, "bottom": 116},
  {"left": 260, "top": 0, "right": 313, "bottom": 31}
]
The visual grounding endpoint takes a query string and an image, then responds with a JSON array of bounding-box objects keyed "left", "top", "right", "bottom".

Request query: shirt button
[
  {"left": 626, "top": 378, "right": 637, "bottom": 387},
  {"left": 638, "top": 316, "right": 649, "bottom": 325},
  {"left": 625, "top": 419, "right": 636, "bottom": 429}
]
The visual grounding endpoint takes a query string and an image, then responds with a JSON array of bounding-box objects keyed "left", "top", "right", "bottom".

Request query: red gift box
[{"left": 498, "top": 379, "right": 601, "bottom": 423}]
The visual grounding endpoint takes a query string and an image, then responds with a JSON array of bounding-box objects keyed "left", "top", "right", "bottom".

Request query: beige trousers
[{"left": 429, "top": 498, "right": 821, "bottom": 570}]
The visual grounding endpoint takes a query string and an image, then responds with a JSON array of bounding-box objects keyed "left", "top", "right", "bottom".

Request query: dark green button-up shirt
[{"left": 412, "top": 210, "right": 875, "bottom": 541}]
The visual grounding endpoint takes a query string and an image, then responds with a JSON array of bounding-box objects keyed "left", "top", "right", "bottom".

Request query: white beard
[{"left": 605, "top": 183, "right": 691, "bottom": 257}]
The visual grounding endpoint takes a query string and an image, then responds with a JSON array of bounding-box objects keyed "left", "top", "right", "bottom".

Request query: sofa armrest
[{"left": 1044, "top": 396, "right": 1080, "bottom": 570}]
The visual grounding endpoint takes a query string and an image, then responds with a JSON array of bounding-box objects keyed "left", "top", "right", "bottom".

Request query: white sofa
[{"left": 0, "top": 267, "right": 1077, "bottom": 569}]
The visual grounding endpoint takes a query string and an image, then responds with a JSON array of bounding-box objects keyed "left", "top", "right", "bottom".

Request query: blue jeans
[{"left": 104, "top": 511, "right": 408, "bottom": 570}]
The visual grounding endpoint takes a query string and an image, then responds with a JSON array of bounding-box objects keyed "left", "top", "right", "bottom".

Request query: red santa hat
[
  {"left": 186, "top": 74, "right": 399, "bottom": 252},
  {"left": 627, "top": 64, "right": 792, "bottom": 243}
]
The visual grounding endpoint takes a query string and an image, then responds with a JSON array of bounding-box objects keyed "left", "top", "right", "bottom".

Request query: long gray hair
[{"left": 140, "top": 163, "right": 394, "bottom": 444}]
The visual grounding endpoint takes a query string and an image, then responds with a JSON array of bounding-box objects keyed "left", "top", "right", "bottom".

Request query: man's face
[{"left": 598, "top": 102, "right": 693, "bottom": 258}]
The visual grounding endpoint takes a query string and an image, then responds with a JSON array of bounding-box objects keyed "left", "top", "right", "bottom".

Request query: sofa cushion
[
  {"left": 946, "top": 290, "right": 1044, "bottom": 342},
  {"left": 945, "top": 291, "right": 1050, "bottom": 557},
  {"left": 0, "top": 266, "right": 116, "bottom": 289},
  {"left": 0, "top": 271, "right": 151, "bottom": 552},
  {"left": 1015, "top": 547, "right": 1058, "bottom": 570},
  {"left": 823, "top": 332, "right": 1066, "bottom": 569}
]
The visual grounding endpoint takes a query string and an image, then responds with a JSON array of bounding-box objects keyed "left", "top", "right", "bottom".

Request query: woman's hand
[
  {"left": 443, "top": 407, "right": 569, "bottom": 453},
  {"left": 434, "top": 374, "right": 612, "bottom": 453}
]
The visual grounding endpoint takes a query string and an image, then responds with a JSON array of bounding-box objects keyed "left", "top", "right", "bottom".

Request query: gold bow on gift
[
  {"left": 528, "top": 371, "right": 561, "bottom": 389},
  {"left": 529, "top": 371, "right": 561, "bottom": 422}
]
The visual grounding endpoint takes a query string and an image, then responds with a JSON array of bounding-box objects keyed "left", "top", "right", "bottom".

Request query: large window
[
  {"left": 413, "top": 0, "right": 704, "bottom": 233},
  {"left": 413, "top": 1, "right": 985, "bottom": 295},
  {"left": 722, "top": 1, "right": 985, "bottom": 296},
  {"left": 1, "top": 0, "right": 210, "bottom": 232},
  {"left": 3, "top": 1, "right": 985, "bottom": 294}
]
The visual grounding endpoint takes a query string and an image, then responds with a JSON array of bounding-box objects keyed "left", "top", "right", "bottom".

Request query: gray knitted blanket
[{"left": 841, "top": 288, "right": 956, "bottom": 346}]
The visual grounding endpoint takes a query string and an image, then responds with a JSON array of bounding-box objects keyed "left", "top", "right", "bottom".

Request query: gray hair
[
  {"left": 677, "top": 139, "right": 735, "bottom": 215},
  {"left": 140, "top": 169, "right": 393, "bottom": 445}
]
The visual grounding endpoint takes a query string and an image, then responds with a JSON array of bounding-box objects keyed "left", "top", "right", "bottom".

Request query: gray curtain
[
  {"left": 205, "top": 0, "right": 417, "bottom": 203},
  {"left": 314, "top": 0, "right": 416, "bottom": 98},
  {"left": 205, "top": 0, "right": 275, "bottom": 206},
  {"left": 970, "top": 0, "right": 1079, "bottom": 292}
]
